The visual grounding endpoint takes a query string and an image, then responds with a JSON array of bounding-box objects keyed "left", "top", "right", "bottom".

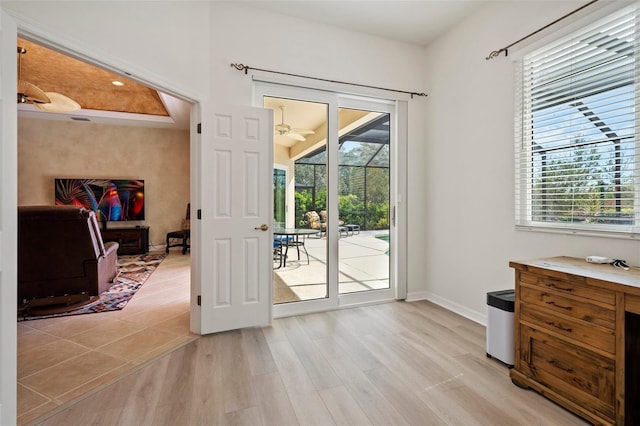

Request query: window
[{"left": 514, "top": 4, "right": 640, "bottom": 235}]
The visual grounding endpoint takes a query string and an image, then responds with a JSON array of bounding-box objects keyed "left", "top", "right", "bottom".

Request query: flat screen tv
[{"left": 55, "top": 178, "right": 145, "bottom": 222}]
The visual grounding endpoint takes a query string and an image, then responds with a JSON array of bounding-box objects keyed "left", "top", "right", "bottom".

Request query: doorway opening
[{"left": 14, "top": 34, "right": 196, "bottom": 423}]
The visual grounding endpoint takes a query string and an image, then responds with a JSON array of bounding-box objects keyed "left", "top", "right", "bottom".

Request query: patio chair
[
  {"left": 319, "top": 210, "right": 349, "bottom": 237},
  {"left": 305, "top": 211, "right": 326, "bottom": 237},
  {"left": 273, "top": 240, "right": 283, "bottom": 269}
]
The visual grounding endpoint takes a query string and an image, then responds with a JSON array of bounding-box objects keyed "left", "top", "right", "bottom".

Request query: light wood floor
[
  {"left": 17, "top": 252, "right": 195, "bottom": 425},
  {"left": 32, "top": 300, "right": 588, "bottom": 425}
]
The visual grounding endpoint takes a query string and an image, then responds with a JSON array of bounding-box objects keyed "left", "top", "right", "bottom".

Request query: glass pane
[
  {"left": 273, "top": 168, "right": 286, "bottom": 228},
  {"left": 338, "top": 108, "right": 390, "bottom": 294},
  {"left": 265, "top": 97, "right": 328, "bottom": 304}
]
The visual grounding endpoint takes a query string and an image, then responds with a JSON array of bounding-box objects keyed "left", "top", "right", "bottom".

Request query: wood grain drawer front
[
  {"left": 520, "top": 286, "right": 615, "bottom": 329},
  {"left": 520, "top": 304, "right": 615, "bottom": 354},
  {"left": 520, "top": 271, "right": 615, "bottom": 306},
  {"left": 519, "top": 325, "right": 615, "bottom": 422}
]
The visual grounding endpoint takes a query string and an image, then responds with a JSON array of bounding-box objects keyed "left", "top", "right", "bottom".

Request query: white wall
[{"left": 423, "top": 1, "right": 640, "bottom": 323}]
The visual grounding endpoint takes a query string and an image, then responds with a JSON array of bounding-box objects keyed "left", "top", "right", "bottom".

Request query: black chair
[
  {"left": 166, "top": 229, "right": 190, "bottom": 255},
  {"left": 165, "top": 204, "right": 190, "bottom": 255}
]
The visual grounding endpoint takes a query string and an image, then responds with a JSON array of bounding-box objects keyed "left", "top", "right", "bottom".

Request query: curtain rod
[
  {"left": 485, "top": 0, "right": 599, "bottom": 60},
  {"left": 230, "top": 63, "right": 427, "bottom": 98}
]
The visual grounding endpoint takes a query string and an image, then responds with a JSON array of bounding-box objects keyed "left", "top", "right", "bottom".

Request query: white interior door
[
  {"left": 198, "top": 103, "right": 273, "bottom": 334},
  {"left": 0, "top": 10, "right": 18, "bottom": 426}
]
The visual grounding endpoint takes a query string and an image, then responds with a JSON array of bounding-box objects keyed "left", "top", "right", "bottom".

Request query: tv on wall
[{"left": 55, "top": 178, "right": 145, "bottom": 222}]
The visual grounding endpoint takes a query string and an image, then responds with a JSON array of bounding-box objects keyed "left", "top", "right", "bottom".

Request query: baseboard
[
  {"left": 405, "top": 290, "right": 429, "bottom": 302},
  {"left": 149, "top": 244, "right": 166, "bottom": 252},
  {"left": 407, "top": 290, "right": 486, "bottom": 326}
]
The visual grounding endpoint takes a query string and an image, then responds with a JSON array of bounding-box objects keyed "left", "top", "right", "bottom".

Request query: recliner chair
[{"left": 18, "top": 205, "right": 119, "bottom": 314}]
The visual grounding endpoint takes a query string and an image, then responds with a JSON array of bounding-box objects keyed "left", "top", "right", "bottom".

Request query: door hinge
[
  {"left": 197, "top": 295, "right": 201, "bottom": 306},
  {"left": 197, "top": 209, "right": 202, "bottom": 220},
  {"left": 197, "top": 123, "right": 202, "bottom": 134}
]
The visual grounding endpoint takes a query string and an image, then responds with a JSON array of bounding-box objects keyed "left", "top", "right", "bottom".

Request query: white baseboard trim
[
  {"left": 405, "top": 290, "right": 429, "bottom": 302},
  {"left": 406, "top": 290, "right": 486, "bottom": 326}
]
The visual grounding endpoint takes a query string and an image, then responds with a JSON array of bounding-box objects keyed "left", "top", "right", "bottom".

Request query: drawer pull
[
  {"left": 546, "top": 282, "right": 573, "bottom": 292},
  {"left": 548, "top": 359, "right": 574, "bottom": 374},
  {"left": 546, "top": 321, "right": 572, "bottom": 332},
  {"left": 545, "top": 301, "right": 573, "bottom": 311}
]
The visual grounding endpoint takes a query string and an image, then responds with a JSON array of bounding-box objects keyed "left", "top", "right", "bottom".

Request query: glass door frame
[
  {"left": 337, "top": 97, "right": 397, "bottom": 307},
  {"left": 255, "top": 83, "right": 404, "bottom": 318}
]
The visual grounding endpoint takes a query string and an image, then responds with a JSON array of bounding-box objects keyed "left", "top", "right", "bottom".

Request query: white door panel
[{"left": 199, "top": 104, "right": 272, "bottom": 334}]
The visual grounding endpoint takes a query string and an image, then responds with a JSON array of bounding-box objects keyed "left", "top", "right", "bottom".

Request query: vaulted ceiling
[{"left": 17, "top": 37, "right": 190, "bottom": 129}]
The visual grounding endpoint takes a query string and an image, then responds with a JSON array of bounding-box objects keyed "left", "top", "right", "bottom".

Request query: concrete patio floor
[{"left": 273, "top": 230, "right": 390, "bottom": 304}]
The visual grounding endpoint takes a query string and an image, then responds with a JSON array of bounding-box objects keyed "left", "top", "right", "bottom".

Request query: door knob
[{"left": 255, "top": 224, "right": 268, "bottom": 231}]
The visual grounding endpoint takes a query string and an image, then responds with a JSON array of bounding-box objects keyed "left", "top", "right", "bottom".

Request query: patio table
[{"left": 273, "top": 228, "right": 319, "bottom": 267}]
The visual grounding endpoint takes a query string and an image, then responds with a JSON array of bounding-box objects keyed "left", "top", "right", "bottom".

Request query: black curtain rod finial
[
  {"left": 230, "top": 63, "right": 249, "bottom": 74},
  {"left": 486, "top": 48, "right": 508, "bottom": 61}
]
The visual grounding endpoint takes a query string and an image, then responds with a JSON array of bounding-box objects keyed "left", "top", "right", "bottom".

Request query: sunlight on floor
[{"left": 273, "top": 231, "right": 390, "bottom": 304}]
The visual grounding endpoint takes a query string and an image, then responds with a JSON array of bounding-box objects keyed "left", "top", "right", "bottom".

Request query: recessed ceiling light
[{"left": 111, "top": 80, "right": 125, "bottom": 87}]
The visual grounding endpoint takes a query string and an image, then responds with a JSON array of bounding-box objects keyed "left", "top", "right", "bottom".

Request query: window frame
[{"left": 514, "top": 2, "right": 640, "bottom": 238}]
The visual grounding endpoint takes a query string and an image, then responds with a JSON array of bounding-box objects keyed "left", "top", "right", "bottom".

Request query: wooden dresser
[{"left": 510, "top": 257, "right": 640, "bottom": 426}]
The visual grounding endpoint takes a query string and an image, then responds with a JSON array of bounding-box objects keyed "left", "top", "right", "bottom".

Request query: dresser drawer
[
  {"left": 520, "top": 271, "right": 615, "bottom": 306},
  {"left": 520, "top": 285, "right": 615, "bottom": 329},
  {"left": 520, "top": 303, "right": 615, "bottom": 353},
  {"left": 519, "top": 325, "right": 615, "bottom": 423}
]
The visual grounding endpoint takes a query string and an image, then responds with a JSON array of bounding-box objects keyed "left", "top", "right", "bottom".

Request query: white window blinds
[{"left": 514, "top": 4, "right": 640, "bottom": 235}]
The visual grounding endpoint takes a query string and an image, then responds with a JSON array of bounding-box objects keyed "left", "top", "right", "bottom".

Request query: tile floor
[{"left": 17, "top": 252, "right": 194, "bottom": 425}]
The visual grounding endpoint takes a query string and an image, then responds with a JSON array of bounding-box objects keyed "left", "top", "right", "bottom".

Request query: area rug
[{"left": 19, "top": 252, "right": 167, "bottom": 321}]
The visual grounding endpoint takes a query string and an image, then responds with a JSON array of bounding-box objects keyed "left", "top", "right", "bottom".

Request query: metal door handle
[{"left": 255, "top": 224, "right": 268, "bottom": 231}]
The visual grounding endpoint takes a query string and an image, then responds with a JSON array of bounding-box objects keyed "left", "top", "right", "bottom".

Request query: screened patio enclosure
[{"left": 294, "top": 113, "right": 390, "bottom": 231}]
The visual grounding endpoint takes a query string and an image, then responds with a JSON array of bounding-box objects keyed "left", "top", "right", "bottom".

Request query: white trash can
[{"left": 486, "top": 290, "right": 515, "bottom": 367}]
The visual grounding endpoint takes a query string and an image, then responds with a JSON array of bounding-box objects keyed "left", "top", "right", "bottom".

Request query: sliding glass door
[
  {"left": 337, "top": 107, "right": 391, "bottom": 298},
  {"left": 257, "top": 84, "right": 397, "bottom": 316}
]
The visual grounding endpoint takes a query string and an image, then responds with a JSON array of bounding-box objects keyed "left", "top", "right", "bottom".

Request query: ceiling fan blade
[
  {"left": 34, "top": 92, "right": 81, "bottom": 113},
  {"left": 287, "top": 133, "right": 307, "bottom": 142},
  {"left": 291, "top": 128, "right": 315, "bottom": 135},
  {"left": 17, "top": 80, "right": 51, "bottom": 104}
]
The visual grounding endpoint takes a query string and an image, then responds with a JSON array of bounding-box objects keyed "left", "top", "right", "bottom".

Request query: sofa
[{"left": 18, "top": 205, "right": 119, "bottom": 313}]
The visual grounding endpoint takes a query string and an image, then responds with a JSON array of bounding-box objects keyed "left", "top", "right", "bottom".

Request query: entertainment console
[
  {"left": 510, "top": 256, "right": 640, "bottom": 425},
  {"left": 101, "top": 226, "right": 149, "bottom": 255}
]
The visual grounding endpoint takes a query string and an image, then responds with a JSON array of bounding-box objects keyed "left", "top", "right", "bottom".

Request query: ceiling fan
[
  {"left": 274, "top": 105, "right": 315, "bottom": 141},
  {"left": 17, "top": 46, "right": 81, "bottom": 113}
]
